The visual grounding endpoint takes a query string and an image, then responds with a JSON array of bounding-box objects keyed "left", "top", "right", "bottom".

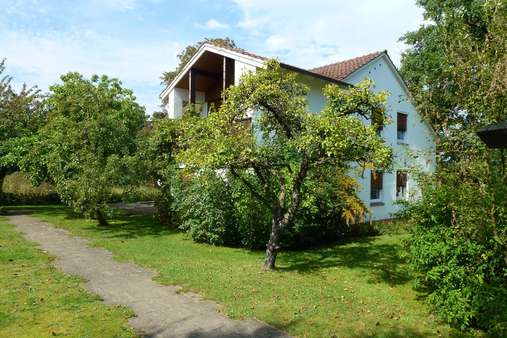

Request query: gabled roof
[
  {"left": 206, "top": 43, "right": 352, "bottom": 88},
  {"left": 161, "top": 43, "right": 351, "bottom": 99},
  {"left": 310, "top": 51, "right": 386, "bottom": 81}
]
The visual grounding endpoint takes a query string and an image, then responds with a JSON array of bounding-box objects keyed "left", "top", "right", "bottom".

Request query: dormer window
[{"left": 397, "top": 113, "right": 407, "bottom": 141}]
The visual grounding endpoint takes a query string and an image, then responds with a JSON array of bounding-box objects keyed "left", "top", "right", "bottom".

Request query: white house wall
[
  {"left": 344, "top": 55, "right": 436, "bottom": 220},
  {"left": 166, "top": 87, "right": 207, "bottom": 119},
  {"left": 234, "top": 59, "right": 256, "bottom": 86},
  {"left": 294, "top": 73, "right": 329, "bottom": 113}
]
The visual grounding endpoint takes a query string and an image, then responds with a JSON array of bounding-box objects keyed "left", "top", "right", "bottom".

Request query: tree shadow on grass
[
  {"left": 278, "top": 237, "right": 412, "bottom": 286},
  {"left": 79, "top": 213, "right": 179, "bottom": 240}
]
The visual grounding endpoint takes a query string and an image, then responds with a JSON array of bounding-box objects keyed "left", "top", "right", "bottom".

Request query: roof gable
[
  {"left": 161, "top": 44, "right": 350, "bottom": 99},
  {"left": 310, "top": 51, "right": 385, "bottom": 81}
]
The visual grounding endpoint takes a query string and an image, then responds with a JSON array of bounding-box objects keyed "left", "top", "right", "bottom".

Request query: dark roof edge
[{"left": 280, "top": 63, "right": 352, "bottom": 88}]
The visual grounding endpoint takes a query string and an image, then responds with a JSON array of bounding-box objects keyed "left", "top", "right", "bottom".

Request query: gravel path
[{"left": 7, "top": 214, "right": 287, "bottom": 338}]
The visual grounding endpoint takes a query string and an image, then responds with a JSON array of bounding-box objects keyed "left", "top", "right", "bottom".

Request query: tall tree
[
  {"left": 39, "top": 73, "right": 146, "bottom": 225},
  {"left": 0, "top": 59, "right": 45, "bottom": 201},
  {"left": 400, "top": 0, "right": 506, "bottom": 166},
  {"left": 399, "top": 1, "right": 507, "bottom": 333},
  {"left": 179, "top": 61, "right": 392, "bottom": 269},
  {"left": 161, "top": 38, "right": 236, "bottom": 86}
]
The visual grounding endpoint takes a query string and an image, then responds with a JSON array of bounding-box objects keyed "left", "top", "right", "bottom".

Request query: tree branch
[{"left": 230, "top": 168, "right": 271, "bottom": 207}]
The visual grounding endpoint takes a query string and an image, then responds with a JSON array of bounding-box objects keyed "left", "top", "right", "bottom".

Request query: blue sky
[{"left": 1, "top": 0, "right": 425, "bottom": 114}]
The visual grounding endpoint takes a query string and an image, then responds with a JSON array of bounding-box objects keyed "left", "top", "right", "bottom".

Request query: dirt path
[{"left": 7, "top": 215, "right": 287, "bottom": 338}]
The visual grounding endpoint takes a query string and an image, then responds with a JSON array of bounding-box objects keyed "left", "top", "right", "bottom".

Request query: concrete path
[{"left": 7, "top": 215, "right": 288, "bottom": 338}]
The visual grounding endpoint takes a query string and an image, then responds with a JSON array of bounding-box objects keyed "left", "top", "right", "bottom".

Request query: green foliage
[
  {"left": 37, "top": 73, "right": 146, "bottom": 223},
  {"left": 134, "top": 116, "right": 180, "bottom": 224},
  {"left": 0, "top": 172, "right": 59, "bottom": 205},
  {"left": 401, "top": 171, "right": 507, "bottom": 334},
  {"left": 288, "top": 166, "right": 368, "bottom": 248},
  {"left": 0, "top": 59, "right": 45, "bottom": 199},
  {"left": 161, "top": 38, "right": 236, "bottom": 86},
  {"left": 174, "top": 171, "right": 239, "bottom": 246},
  {"left": 400, "top": 1, "right": 507, "bottom": 334},
  {"left": 173, "top": 170, "right": 270, "bottom": 248},
  {"left": 400, "top": 0, "right": 506, "bottom": 156},
  {"left": 178, "top": 60, "right": 392, "bottom": 268}
]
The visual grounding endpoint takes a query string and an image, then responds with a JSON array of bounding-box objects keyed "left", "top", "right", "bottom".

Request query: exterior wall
[
  {"left": 234, "top": 59, "right": 257, "bottom": 86},
  {"left": 165, "top": 87, "right": 207, "bottom": 119},
  {"left": 294, "top": 73, "right": 330, "bottom": 113},
  {"left": 344, "top": 55, "right": 436, "bottom": 220}
]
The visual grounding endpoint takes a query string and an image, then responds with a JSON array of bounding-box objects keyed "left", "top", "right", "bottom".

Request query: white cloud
[
  {"left": 233, "top": 0, "right": 425, "bottom": 68},
  {"left": 98, "top": 0, "right": 138, "bottom": 10},
  {"left": 196, "top": 18, "right": 230, "bottom": 30},
  {"left": 0, "top": 24, "right": 181, "bottom": 114}
]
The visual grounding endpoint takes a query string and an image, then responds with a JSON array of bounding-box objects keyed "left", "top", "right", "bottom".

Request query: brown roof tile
[{"left": 310, "top": 51, "right": 385, "bottom": 81}]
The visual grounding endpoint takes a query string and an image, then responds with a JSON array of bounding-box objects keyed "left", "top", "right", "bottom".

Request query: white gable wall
[
  {"left": 344, "top": 55, "right": 436, "bottom": 220},
  {"left": 166, "top": 88, "right": 207, "bottom": 119}
]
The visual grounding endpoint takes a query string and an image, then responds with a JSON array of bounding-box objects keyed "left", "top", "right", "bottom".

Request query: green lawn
[
  {"left": 0, "top": 215, "right": 135, "bottom": 337},
  {"left": 11, "top": 205, "right": 466, "bottom": 338}
]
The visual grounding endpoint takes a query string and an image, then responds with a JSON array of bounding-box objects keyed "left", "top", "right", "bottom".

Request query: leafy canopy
[
  {"left": 400, "top": 0, "right": 506, "bottom": 164},
  {"left": 39, "top": 73, "right": 146, "bottom": 223},
  {"left": 400, "top": 0, "right": 507, "bottom": 334},
  {"left": 0, "top": 59, "right": 45, "bottom": 203}
]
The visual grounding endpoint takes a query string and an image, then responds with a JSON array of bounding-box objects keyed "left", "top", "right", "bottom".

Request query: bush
[
  {"left": 1, "top": 172, "right": 60, "bottom": 205},
  {"left": 173, "top": 170, "right": 271, "bottom": 248},
  {"left": 286, "top": 167, "right": 368, "bottom": 248},
  {"left": 172, "top": 167, "right": 369, "bottom": 250},
  {"left": 174, "top": 171, "right": 239, "bottom": 246},
  {"left": 401, "top": 172, "right": 507, "bottom": 335}
]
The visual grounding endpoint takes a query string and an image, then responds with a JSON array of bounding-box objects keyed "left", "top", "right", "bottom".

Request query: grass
[
  {"left": 12, "top": 205, "right": 468, "bottom": 338},
  {"left": 0, "top": 215, "right": 135, "bottom": 337}
]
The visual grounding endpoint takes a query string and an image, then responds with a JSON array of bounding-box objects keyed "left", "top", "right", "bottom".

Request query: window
[
  {"left": 396, "top": 171, "right": 408, "bottom": 199},
  {"left": 397, "top": 113, "right": 407, "bottom": 141},
  {"left": 370, "top": 171, "right": 383, "bottom": 201}
]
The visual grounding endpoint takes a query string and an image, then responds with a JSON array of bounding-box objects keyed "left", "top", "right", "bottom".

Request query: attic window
[{"left": 397, "top": 113, "right": 407, "bottom": 141}]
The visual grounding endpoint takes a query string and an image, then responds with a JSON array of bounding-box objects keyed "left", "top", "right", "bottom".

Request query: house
[{"left": 160, "top": 43, "right": 436, "bottom": 220}]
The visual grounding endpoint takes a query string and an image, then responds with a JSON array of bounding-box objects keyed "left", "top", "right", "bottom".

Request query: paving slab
[{"left": 7, "top": 214, "right": 288, "bottom": 338}]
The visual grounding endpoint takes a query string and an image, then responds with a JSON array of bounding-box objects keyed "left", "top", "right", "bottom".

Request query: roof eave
[{"left": 280, "top": 63, "right": 352, "bottom": 88}]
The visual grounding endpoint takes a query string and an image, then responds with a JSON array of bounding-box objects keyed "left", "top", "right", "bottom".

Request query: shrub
[
  {"left": 401, "top": 172, "right": 507, "bottom": 335},
  {"left": 172, "top": 167, "right": 369, "bottom": 250},
  {"left": 0, "top": 172, "right": 60, "bottom": 205},
  {"left": 286, "top": 167, "right": 368, "bottom": 248},
  {"left": 174, "top": 171, "right": 239, "bottom": 246}
]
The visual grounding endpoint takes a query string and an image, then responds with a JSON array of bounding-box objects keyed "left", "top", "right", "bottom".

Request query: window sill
[
  {"left": 370, "top": 201, "right": 385, "bottom": 207},
  {"left": 397, "top": 140, "right": 409, "bottom": 146}
]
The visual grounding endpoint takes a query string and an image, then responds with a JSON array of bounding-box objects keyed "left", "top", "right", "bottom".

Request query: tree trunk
[
  {"left": 263, "top": 157, "right": 310, "bottom": 270},
  {"left": 264, "top": 213, "right": 283, "bottom": 270},
  {"left": 95, "top": 209, "right": 109, "bottom": 227}
]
